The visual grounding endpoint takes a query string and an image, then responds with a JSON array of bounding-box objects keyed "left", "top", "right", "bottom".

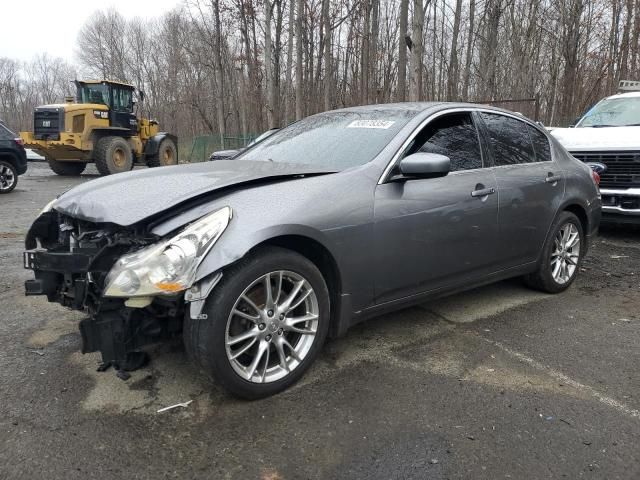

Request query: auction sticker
[{"left": 347, "top": 120, "right": 395, "bottom": 129}]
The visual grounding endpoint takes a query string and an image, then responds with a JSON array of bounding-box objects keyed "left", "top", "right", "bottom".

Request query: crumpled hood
[
  {"left": 53, "top": 160, "right": 335, "bottom": 226},
  {"left": 551, "top": 126, "right": 640, "bottom": 151}
]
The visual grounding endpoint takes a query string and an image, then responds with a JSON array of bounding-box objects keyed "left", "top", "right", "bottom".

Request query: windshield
[
  {"left": 248, "top": 128, "right": 279, "bottom": 146},
  {"left": 237, "top": 109, "right": 417, "bottom": 170},
  {"left": 577, "top": 97, "right": 640, "bottom": 127},
  {"left": 78, "top": 84, "right": 110, "bottom": 106}
]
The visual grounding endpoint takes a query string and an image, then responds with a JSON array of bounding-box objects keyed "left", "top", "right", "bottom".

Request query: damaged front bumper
[{"left": 23, "top": 214, "right": 186, "bottom": 372}]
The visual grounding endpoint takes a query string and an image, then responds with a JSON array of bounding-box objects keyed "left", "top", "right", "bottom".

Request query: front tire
[
  {"left": 184, "top": 246, "right": 330, "bottom": 399},
  {"left": 94, "top": 136, "right": 133, "bottom": 175},
  {"left": 47, "top": 158, "right": 86, "bottom": 176},
  {"left": 524, "top": 211, "right": 584, "bottom": 293},
  {"left": 0, "top": 160, "right": 18, "bottom": 193}
]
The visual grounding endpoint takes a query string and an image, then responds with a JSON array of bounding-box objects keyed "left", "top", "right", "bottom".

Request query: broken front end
[{"left": 24, "top": 206, "right": 230, "bottom": 372}]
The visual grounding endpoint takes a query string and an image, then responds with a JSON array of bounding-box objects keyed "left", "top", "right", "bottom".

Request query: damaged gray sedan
[{"left": 23, "top": 103, "right": 601, "bottom": 398}]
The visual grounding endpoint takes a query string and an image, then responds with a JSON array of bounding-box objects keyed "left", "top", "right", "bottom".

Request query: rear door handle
[
  {"left": 471, "top": 187, "right": 496, "bottom": 198},
  {"left": 545, "top": 174, "right": 562, "bottom": 184}
]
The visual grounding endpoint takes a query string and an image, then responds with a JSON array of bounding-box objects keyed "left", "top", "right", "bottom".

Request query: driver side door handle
[
  {"left": 471, "top": 187, "right": 496, "bottom": 198},
  {"left": 545, "top": 174, "right": 562, "bottom": 184}
]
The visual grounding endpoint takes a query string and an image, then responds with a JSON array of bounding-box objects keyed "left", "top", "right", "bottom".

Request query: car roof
[
  {"left": 322, "top": 101, "right": 539, "bottom": 127},
  {"left": 603, "top": 91, "right": 640, "bottom": 100},
  {"left": 324, "top": 101, "right": 530, "bottom": 116}
]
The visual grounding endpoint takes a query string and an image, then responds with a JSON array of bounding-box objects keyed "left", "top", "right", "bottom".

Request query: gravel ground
[{"left": 1, "top": 162, "right": 639, "bottom": 479}]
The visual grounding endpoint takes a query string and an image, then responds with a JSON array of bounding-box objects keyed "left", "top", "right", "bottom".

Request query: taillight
[
  {"left": 14, "top": 137, "right": 23, "bottom": 146},
  {"left": 591, "top": 170, "right": 600, "bottom": 186}
]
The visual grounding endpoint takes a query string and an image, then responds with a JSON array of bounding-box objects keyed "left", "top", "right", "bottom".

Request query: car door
[
  {"left": 477, "top": 112, "right": 565, "bottom": 268},
  {"left": 373, "top": 111, "right": 500, "bottom": 304}
]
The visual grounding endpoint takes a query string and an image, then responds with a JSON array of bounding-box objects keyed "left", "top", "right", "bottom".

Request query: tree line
[{"left": 1, "top": 0, "right": 639, "bottom": 147}]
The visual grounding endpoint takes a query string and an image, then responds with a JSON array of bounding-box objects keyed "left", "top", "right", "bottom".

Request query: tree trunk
[
  {"left": 212, "top": 0, "right": 226, "bottom": 146},
  {"left": 322, "top": 0, "right": 331, "bottom": 111},
  {"left": 462, "top": 0, "right": 475, "bottom": 100},
  {"left": 447, "top": 0, "right": 462, "bottom": 100},
  {"left": 265, "top": 1, "right": 276, "bottom": 127},
  {"left": 409, "top": 0, "right": 426, "bottom": 101},
  {"left": 284, "top": 0, "right": 295, "bottom": 124},
  {"left": 295, "top": 0, "right": 303, "bottom": 120},
  {"left": 397, "top": 0, "right": 409, "bottom": 101}
]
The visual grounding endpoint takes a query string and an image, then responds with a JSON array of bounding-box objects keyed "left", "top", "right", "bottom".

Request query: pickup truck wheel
[
  {"left": 524, "top": 211, "right": 584, "bottom": 293},
  {"left": 47, "top": 158, "right": 86, "bottom": 176},
  {"left": 146, "top": 138, "right": 178, "bottom": 167},
  {"left": 0, "top": 160, "right": 17, "bottom": 193},
  {"left": 94, "top": 136, "right": 133, "bottom": 175},
  {"left": 184, "top": 246, "right": 330, "bottom": 399}
]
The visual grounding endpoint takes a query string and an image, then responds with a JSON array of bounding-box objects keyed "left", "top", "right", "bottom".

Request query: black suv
[{"left": 0, "top": 121, "right": 27, "bottom": 193}]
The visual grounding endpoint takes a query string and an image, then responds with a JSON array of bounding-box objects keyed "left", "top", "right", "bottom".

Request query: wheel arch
[
  {"left": 194, "top": 229, "right": 349, "bottom": 339},
  {"left": 257, "top": 235, "right": 343, "bottom": 334},
  {"left": 144, "top": 132, "right": 178, "bottom": 157},
  {"left": 0, "top": 150, "right": 19, "bottom": 167},
  {"left": 562, "top": 202, "right": 589, "bottom": 235},
  {"left": 89, "top": 127, "right": 133, "bottom": 144}
]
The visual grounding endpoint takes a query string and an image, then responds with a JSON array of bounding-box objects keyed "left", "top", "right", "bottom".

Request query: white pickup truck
[{"left": 551, "top": 80, "right": 640, "bottom": 224}]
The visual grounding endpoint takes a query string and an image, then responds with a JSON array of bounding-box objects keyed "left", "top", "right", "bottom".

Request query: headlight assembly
[{"left": 103, "top": 206, "right": 232, "bottom": 297}]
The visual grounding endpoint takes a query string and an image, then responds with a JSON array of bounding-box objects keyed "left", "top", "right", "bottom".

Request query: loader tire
[
  {"left": 94, "top": 136, "right": 133, "bottom": 176},
  {"left": 47, "top": 158, "right": 86, "bottom": 176},
  {"left": 146, "top": 137, "right": 178, "bottom": 167}
]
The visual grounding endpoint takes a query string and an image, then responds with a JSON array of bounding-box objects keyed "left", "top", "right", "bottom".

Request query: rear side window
[
  {"left": 527, "top": 125, "right": 552, "bottom": 162},
  {"left": 480, "top": 112, "right": 536, "bottom": 165},
  {"left": 408, "top": 113, "right": 483, "bottom": 171},
  {"left": 0, "top": 124, "right": 14, "bottom": 140}
]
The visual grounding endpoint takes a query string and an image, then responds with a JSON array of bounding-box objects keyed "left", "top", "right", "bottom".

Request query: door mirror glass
[{"left": 399, "top": 152, "right": 450, "bottom": 178}]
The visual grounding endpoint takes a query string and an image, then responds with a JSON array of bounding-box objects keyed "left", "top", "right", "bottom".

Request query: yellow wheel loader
[{"left": 20, "top": 80, "right": 178, "bottom": 176}]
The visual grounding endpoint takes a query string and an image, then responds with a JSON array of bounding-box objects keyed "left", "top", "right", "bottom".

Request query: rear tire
[
  {"left": 523, "top": 211, "right": 584, "bottom": 293},
  {"left": 184, "top": 246, "right": 330, "bottom": 399},
  {"left": 47, "top": 158, "right": 86, "bottom": 176},
  {"left": 0, "top": 160, "right": 18, "bottom": 193},
  {"left": 94, "top": 136, "right": 133, "bottom": 175},
  {"left": 146, "top": 137, "right": 178, "bottom": 167}
]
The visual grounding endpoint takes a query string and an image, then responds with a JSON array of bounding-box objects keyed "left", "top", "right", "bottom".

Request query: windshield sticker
[{"left": 347, "top": 120, "right": 395, "bottom": 129}]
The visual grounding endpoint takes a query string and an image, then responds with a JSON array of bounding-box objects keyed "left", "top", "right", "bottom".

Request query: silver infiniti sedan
[{"left": 24, "top": 103, "right": 601, "bottom": 398}]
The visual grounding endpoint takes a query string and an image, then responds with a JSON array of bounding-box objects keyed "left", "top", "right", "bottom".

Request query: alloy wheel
[
  {"left": 0, "top": 164, "right": 16, "bottom": 192},
  {"left": 550, "top": 222, "right": 581, "bottom": 285},
  {"left": 225, "top": 270, "right": 319, "bottom": 383}
]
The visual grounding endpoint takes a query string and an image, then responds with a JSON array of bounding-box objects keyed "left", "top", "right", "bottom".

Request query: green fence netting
[{"left": 185, "top": 134, "right": 259, "bottom": 162}]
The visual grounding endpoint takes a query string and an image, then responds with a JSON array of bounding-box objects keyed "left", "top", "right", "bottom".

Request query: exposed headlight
[{"left": 103, "top": 207, "right": 232, "bottom": 297}]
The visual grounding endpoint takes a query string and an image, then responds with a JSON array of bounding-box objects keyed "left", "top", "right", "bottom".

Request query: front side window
[
  {"left": 405, "top": 112, "right": 483, "bottom": 171},
  {"left": 480, "top": 113, "right": 536, "bottom": 166},
  {"left": 577, "top": 97, "right": 640, "bottom": 127}
]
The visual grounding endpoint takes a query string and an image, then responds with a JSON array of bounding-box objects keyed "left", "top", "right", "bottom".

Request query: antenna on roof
[{"left": 618, "top": 80, "right": 640, "bottom": 93}]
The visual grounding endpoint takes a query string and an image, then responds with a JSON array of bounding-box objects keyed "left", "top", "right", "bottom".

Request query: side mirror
[{"left": 398, "top": 152, "right": 450, "bottom": 179}]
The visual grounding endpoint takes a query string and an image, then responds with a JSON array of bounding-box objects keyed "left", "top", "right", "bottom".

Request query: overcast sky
[{"left": 0, "top": 0, "right": 181, "bottom": 64}]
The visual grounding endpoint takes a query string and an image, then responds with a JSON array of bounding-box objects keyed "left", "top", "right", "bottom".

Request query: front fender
[{"left": 194, "top": 223, "right": 339, "bottom": 283}]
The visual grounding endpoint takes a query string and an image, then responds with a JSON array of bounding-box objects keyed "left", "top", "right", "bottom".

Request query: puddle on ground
[
  {"left": 422, "top": 281, "right": 548, "bottom": 323},
  {"left": 26, "top": 279, "right": 578, "bottom": 416}
]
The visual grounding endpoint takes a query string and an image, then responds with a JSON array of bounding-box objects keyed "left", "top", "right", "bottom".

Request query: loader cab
[{"left": 75, "top": 81, "right": 138, "bottom": 135}]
